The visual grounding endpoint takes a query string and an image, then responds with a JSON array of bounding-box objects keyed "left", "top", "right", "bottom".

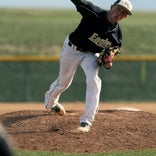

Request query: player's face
[{"left": 108, "top": 5, "right": 128, "bottom": 24}]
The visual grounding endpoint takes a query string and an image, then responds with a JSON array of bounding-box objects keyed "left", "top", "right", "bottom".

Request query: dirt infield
[{"left": 0, "top": 102, "right": 156, "bottom": 153}]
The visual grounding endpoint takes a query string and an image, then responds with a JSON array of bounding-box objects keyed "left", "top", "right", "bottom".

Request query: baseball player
[{"left": 45, "top": 0, "right": 133, "bottom": 132}]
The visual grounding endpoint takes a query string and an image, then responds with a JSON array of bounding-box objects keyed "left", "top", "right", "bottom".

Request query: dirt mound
[{"left": 1, "top": 110, "right": 156, "bottom": 153}]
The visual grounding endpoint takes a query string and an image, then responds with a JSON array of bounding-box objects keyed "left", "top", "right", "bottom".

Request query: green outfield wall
[{"left": 0, "top": 57, "right": 156, "bottom": 102}]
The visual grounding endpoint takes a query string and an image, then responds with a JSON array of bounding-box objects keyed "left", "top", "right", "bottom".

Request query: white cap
[{"left": 114, "top": 0, "right": 133, "bottom": 15}]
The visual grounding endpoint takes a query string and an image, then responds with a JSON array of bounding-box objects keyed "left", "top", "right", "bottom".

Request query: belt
[{"left": 68, "top": 41, "right": 87, "bottom": 53}]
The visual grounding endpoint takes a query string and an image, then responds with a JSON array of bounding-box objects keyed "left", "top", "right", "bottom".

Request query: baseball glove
[{"left": 97, "top": 47, "right": 120, "bottom": 69}]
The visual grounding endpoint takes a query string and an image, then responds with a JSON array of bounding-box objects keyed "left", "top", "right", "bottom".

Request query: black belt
[{"left": 68, "top": 41, "right": 87, "bottom": 53}]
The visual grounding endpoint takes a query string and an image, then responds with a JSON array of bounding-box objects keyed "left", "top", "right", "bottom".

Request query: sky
[{"left": 0, "top": 0, "right": 156, "bottom": 11}]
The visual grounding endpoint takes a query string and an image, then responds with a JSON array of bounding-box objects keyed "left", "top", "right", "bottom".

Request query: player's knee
[{"left": 87, "top": 76, "right": 101, "bottom": 90}]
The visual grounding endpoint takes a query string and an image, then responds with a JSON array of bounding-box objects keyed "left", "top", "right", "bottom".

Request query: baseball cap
[{"left": 114, "top": 0, "right": 133, "bottom": 15}]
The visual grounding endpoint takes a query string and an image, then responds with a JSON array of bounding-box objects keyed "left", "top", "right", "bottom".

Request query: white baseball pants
[{"left": 45, "top": 36, "right": 101, "bottom": 126}]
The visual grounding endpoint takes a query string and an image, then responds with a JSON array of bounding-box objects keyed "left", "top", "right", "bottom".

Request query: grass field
[
  {"left": 15, "top": 149, "right": 156, "bottom": 156},
  {"left": 0, "top": 9, "right": 156, "bottom": 55}
]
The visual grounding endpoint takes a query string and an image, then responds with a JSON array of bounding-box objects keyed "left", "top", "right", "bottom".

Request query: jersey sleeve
[{"left": 71, "top": 0, "right": 103, "bottom": 18}]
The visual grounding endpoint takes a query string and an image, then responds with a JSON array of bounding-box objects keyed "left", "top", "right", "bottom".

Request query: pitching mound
[{"left": 1, "top": 110, "right": 156, "bottom": 153}]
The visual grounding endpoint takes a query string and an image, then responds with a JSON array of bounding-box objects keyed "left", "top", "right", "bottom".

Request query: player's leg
[
  {"left": 45, "top": 37, "right": 82, "bottom": 109},
  {"left": 79, "top": 52, "right": 101, "bottom": 127}
]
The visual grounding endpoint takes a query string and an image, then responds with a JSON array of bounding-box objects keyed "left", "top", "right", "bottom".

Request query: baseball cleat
[
  {"left": 51, "top": 103, "right": 66, "bottom": 116},
  {"left": 77, "top": 122, "right": 90, "bottom": 132}
]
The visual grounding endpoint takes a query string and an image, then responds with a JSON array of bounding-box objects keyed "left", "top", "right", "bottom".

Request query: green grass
[
  {"left": 0, "top": 9, "right": 80, "bottom": 55},
  {"left": 0, "top": 9, "right": 156, "bottom": 55},
  {"left": 117, "top": 12, "right": 156, "bottom": 55},
  {"left": 15, "top": 149, "right": 156, "bottom": 156}
]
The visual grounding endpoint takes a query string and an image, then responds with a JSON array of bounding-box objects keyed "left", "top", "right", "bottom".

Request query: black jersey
[{"left": 69, "top": 0, "right": 122, "bottom": 53}]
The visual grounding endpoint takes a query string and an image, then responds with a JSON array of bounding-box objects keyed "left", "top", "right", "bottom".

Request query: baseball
[
  {"left": 104, "top": 62, "right": 113, "bottom": 69},
  {"left": 103, "top": 55, "right": 112, "bottom": 69}
]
